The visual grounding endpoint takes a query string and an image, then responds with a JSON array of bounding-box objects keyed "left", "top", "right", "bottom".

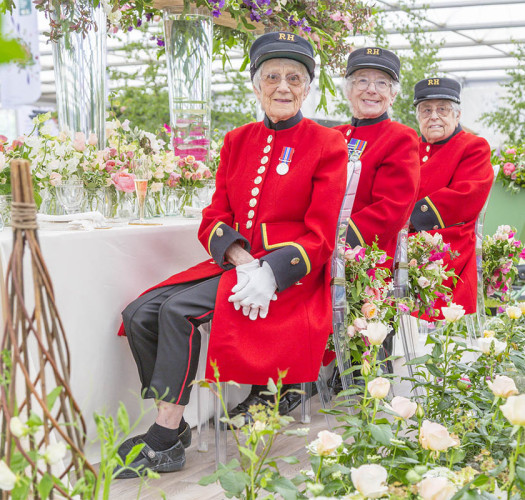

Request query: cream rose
[
  {"left": 518, "top": 302, "right": 525, "bottom": 315},
  {"left": 500, "top": 394, "right": 525, "bottom": 426},
  {"left": 353, "top": 317, "right": 368, "bottom": 331},
  {"left": 150, "top": 182, "right": 164, "bottom": 193},
  {"left": 368, "top": 377, "right": 390, "bottom": 399},
  {"left": 419, "top": 420, "right": 458, "bottom": 451},
  {"left": 351, "top": 464, "right": 388, "bottom": 499},
  {"left": 389, "top": 396, "right": 417, "bottom": 420},
  {"left": 314, "top": 430, "right": 343, "bottom": 456},
  {"left": 478, "top": 337, "right": 506, "bottom": 356},
  {"left": 364, "top": 322, "right": 389, "bottom": 346},
  {"left": 418, "top": 476, "right": 456, "bottom": 500},
  {"left": 362, "top": 302, "right": 378, "bottom": 319},
  {"left": 441, "top": 303, "right": 465, "bottom": 323},
  {"left": 506, "top": 305, "right": 522, "bottom": 320},
  {"left": 0, "top": 460, "right": 17, "bottom": 491},
  {"left": 418, "top": 276, "right": 431, "bottom": 288},
  {"left": 487, "top": 375, "right": 519, "bottom": 399}
]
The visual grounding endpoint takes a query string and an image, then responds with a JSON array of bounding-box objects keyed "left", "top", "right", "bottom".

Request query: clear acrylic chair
[
  {"left": 332, "top": 156, "right": 363, "bottom": 395},
  {"left": 465, "top": 164, "right": 500, "bottom": 342}
]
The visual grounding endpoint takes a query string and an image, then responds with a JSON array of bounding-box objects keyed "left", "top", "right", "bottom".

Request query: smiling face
[
  {"left": 253, "top": 59, "right": 310, "bottom": 123},
  {"left": 417, "top": 99, "right": 461, "bottom": 144},
  {"left": 348, "top": 68, "right": 396, "bottom": 120}
]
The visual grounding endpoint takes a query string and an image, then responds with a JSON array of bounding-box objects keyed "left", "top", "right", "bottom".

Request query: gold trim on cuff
[
  {"left": 347, "top": 219, "right": 365, "bottom": 247},
  {"left": 424, "top": 197, "right": 445, "bottom": 229},
  {"left": 207, "top": 221, "right": 224, "bottom": 255}
]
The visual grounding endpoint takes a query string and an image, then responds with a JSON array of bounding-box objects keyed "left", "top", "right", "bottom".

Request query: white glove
[
  {"left": 232, "top": 259, "right": 260, "bottom": 294},
  {"left": 228, "top": 261, "right": 278, "bottom": 320}
]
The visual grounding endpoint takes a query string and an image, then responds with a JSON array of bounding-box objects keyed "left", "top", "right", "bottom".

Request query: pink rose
[
  {"left": 167, "top": 172, "right": 181, "bottom": 187},
  {"left": 73, "top": 132, "right": 86, "bottom": 152},
  {"left": 87, "top": 133, "right": 98, "bottom": 146},
  {"left": 503, "top": 162, "right": 515, "bottom": 176},
  {"left": 505, "top": 148, "right": 516, "bottom": 155},
  {"left": 353, "top": 317, "right": 368, "bottom": 331},
  {"left": 361, "top": 302, "right": 378, "bottom": 319},
  {"left": 49, "top": 172, "right": 62, "bottom": 187},
  {"left": 111, "top": 171, "right": 136, "bottom": 192}
]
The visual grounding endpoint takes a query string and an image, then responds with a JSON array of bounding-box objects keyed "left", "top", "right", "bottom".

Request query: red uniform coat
[
  {"left": 119, "top": 114, "right": 348, "bottom": 384},
  {"left": 410, "top": 128, "right": 493, "bottom": 315},
  {"left": 334, "top": 114, "right": 420, "bottom": 264}
]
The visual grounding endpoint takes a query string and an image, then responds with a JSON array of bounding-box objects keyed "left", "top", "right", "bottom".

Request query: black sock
[{"left": 143, "top": 422, "right": 179, "bottom": 451}]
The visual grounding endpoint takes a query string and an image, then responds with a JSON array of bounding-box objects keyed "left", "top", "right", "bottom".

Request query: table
[{"left": 0, "top": 217, "right": 247, "bottom": 462}]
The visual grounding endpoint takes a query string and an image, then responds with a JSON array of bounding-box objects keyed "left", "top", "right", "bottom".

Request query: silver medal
[{"left": 276, "top": 162, "right": 289, "bottom": 175}]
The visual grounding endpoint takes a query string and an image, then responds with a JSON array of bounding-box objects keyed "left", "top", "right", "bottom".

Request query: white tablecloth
[{"left": 0, "top": 218, "right": 247, "bottom": 461}]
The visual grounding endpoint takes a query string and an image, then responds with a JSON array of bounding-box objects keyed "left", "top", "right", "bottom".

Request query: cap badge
[
  {"left": 366, "top": 48, "right": 382, "bottom": 56},
  {"left": 279, "top": 33, "right": 295, "bottom": 41},
  {"left": 427, "top": 78, "right": 440, "bottom": 85},
  {"left": 277, "top": 146, "right": 294, "bottom": 175},
  {"left": 347, "top": 138, "right": 367, "bottom": 162}
]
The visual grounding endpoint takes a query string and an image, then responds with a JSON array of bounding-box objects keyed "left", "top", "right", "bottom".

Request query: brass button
[
  {"left": 422, "top": 155, "right": 429, "bottom": 162},
  {"left": 260, "top": 156, "right": 268, "bottom": 165},
  {"left": 426, "top": 145, "right": 430, "bottom": 152},
  {"left": 257, "top": 166, "right": 265, "bottom": 174},
  {"left": 248, "top": 210, "right": 255, "bottom": 219},
  {"left": 249, "top": 198, "right": 257, "bottom": 207},
  {"left": 251, "top": 187, "right": 260, "bottom": 196},
  {"left": 246, "top": 220, "right": 253, "bottom": 229},
  {"left": 267, "top": 135, "right": 273, "bottom": 143},
  {"left": 291, "top": 257, "right": 300, "bottom": 265},
  {"left": 216, "top": 227, "right": 224, "bottom": 237},
  {"left": 254, "top": 176, "right": 262, "bottom": 185},
  {"left": 433, "top": 225, "right": 438, "bottom": 230},
  {"left": 263, "top": 145, "right": 271, "bottom": 153},
  {"left": 421, "top": 204, "right": 428, "bottom": 212}
]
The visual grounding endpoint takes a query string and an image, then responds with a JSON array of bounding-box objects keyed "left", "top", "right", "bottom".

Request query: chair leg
[
  {"left": 465, "top": 314, "right": 477, "bottom": 345},
  {"left": 300, "top": 382, "right": 312, "bottom": 424},
  {"left": 196, "top": 323, "right": 211, "bottom": 452},
  {"left": 214, "top": 383, "right": 228, "bottom": 467},
  {"left": 315, "top": 370, "right": 333, "bottom": 428}
]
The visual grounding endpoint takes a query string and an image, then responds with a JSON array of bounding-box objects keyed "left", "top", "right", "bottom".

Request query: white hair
[
  {"left": 252, "top": 58, "right": 311, "bottom": 94},
  {"left": 342, "top": 72, "right": 400, "bottom": 117},
  {"left": 415, "top": 100, "right": 461, "bottom": 124}
]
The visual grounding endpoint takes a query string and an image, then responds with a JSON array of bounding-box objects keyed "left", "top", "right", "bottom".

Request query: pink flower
[
  {"left": 163, "top": 123, "right": 172, "bottom": 134},
  {"left": 73, "top": 132, "right": 86, "bottom": 152},
  {"left": 111, "top": 171, "right": 136, "bottom": 192},
  {"left": 361, "top": 302, "right": 378, "bottom": 319},
  {"left": 167, "top": 172, "right": 181, "bottom": 187},
  {"left": 378, "top": 253, "right": 387, "bottom": 264},
  {"left": 366, "top": 268, "right": 376, "bottom": 279},
  {"left": 520, "top": 248, "right": 525, "bottom": 259},
  {"left": 87, "top": 133, "right": 98, "bottom": 146},
  {"left": 429, "top": 251, "right": 446, "bottom": 261},
  {"left": 505, "top": 148, "right": 516, "bottom": 155},
  {"left": 364, "top": 286, "right": 381, "bottom": 300},
  {"left": 49, "top": 172, "right": 62, "bottom": 186},
  {"left": 330, "top": 11, "right": 343, "bottom": 21},
  {"left": 503, "top": 162, "right": 515, "bottom": 176},
  {"left": 398, "top": 303, "right": 410, "bottom": 313},
  {"left": 353, "top": 317, "right": 368, "bottom": 331}
]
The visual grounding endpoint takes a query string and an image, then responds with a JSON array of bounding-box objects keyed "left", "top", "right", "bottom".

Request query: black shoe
[
  {"left": 117, "top": 421, "right": 192, "bottom": 463},
  {"left": 284, "top": 383, "right": 318, "bottom": 413},
  {"left": 228, "top": 394, "right": 289, "bottom": 425},
  {"left": 115, "top": 439, "right": 185, "bottom": 479}
]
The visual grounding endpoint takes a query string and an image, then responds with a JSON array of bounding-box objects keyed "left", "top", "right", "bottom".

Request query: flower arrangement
[
  {"left": 492, "top": 145, "right": 525, "bottom": 194},
  {"left": 482, "top": 225, "right": 525, "bottom": 304},
  {"left": 406, "top": 231, "right": 459, "bottom": 318}
]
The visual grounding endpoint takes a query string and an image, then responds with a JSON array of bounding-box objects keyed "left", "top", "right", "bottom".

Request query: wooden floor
[{"left": 107, "top": 398, "right": 331, "bottom": 499}]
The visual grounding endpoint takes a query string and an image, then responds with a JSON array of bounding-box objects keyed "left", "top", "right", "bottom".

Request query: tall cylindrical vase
[
  {"left": 52, "top": 2, "right": 107, "bottom": 146},
  {"left": 163, "top": 7, "right": 212, "bottom": 164}
]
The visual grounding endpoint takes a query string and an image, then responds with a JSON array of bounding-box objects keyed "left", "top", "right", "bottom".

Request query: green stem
[
  {"left": 315, "top": 456, "right": 324, "bottom": 482},
  {"left": 506, "top": 426, "right": 522, "bottom": 497}
]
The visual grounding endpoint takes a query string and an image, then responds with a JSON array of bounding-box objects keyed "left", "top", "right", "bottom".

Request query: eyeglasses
[
  {"left": 418, "top": 105, "right": 454, "bottom": 118},
  {"left": 261, "top": 73, "right": 307, "bottom": 87},
  {"left": 352, "top": 77, "right": 392, "bottom": 93}
]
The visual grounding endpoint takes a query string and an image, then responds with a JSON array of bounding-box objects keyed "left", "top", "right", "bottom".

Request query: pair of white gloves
[{"left": 228, "top": 259, "right": 277, "bottom": 320}]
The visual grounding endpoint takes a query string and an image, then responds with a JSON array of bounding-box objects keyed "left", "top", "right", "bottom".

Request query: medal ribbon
[
  {"left": 279, "top": 147, "right": 294, "bottom": 165},
  {"left": 348, "top": 139, "right": 367, "bottom": 160}
]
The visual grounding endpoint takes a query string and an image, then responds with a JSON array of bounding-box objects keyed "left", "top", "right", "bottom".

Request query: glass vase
[
  {"left": 51, "top": 2, "right": 106, "bottom": 146},
  {"left": 116, "top": 191, "right": 135, "bottom": 221},
  {"left": 163, "top": 6, "right": 212, "bottom": 164},
  {"left": 146, "top": 188, "right": 166, "bottom": 218},
  {"left": 39, "top": 187, "right": 64, "bottom": 215}
]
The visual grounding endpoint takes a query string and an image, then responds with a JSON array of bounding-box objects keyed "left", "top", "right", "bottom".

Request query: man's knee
[{"left": 122, "top": 300, "right": 150, "bottom": 338}]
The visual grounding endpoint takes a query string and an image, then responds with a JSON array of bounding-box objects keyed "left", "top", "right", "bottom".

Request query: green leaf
[
  {"left": 267, "top": 378, "right": 278, "bottom": 394},
  {"left": 239, "top": 446, "right": 259, "bottom": 463},
  {"left": 37, "top": 473, "right": 54, "bottom": 500},
  {"left": 219, "top": 470, "right": 250, "bottom": 497},
  {"left": 46, "top": 386, "right": 63, "bottom": 411},
  {"left": 117, "top": 402, "right": 130, "bottom": 435},
  {"left": 368, "top": 423, "right": 393, "bottom": 446},
  {"left": 124, "top": 443, "right": 144, "bottom": 465},
  {"left": 516, "top": 466, "right": 525, "bottom": 483},
  {"left": 265, "top": 476, "right": 300, "bottom": 500},
  {"left": 278, "top": 456, "right": 300, "bottom": 464}
]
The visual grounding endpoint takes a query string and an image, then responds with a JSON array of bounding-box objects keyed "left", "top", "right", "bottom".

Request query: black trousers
[{"left": 122, "top": 276, "right": 220, "bottom": 406}]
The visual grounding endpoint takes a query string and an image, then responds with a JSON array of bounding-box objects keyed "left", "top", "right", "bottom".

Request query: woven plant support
[{"left": 0, "top": 160, "right": 95, "bottom": 498}]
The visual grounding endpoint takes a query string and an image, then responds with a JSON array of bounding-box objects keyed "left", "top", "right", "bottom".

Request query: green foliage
[
  {"left": 480, "top": 42, "right": 525, "bottom": 144},
  {"left": 373, "top": 1, "right": 443, "bottom": 131},
  {"left": 0, "top": 16, "right": 30, "bottom": 65}
]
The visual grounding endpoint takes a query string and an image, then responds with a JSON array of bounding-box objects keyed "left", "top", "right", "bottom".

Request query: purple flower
[
  {"left": 156, "top": 37, "right": 165, "bottom": 47},
  {"left": 127, "top": 26, "right": 133, "bottom": 32},
  {"left": 145, "top": 13, "right": 153, "bottom": 22},
  {"left": 136, "top": 19, "right": 142, "bottom": 27}
]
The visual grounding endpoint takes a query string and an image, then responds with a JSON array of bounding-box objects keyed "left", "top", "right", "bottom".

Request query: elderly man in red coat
[
  {"left": 115, "top": 32, "right": 348, "bottom": 478},
  {"left": 410, "top": 77, "right": 493, "bottom": 316}
]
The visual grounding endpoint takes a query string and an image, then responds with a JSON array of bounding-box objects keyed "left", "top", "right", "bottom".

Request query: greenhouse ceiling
[{"left": 32, "top": 0, "right": 525, "bottom": 106}]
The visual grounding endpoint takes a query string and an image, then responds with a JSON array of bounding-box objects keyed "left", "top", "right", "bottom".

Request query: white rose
[
  {"left": 0, "top": 152, "right": 6, "bottom": 170},
  {"left": 364, "top": 322, "right": 390, "bottom": 346},
  {"left": 441, "top": 303, "right": 465, "bottom": 323},
  {"left": 506, "top": 306, "right": 522, "bottom": 320},
  {"left": 43, "top": 442, "right": 67, "bottom": 465},
  {"left": 418, "top": 476, "right": 456, "bottom": 500},
  {"left": 107, "top": 9, "right": 122, "bottom": 24},
  {"left": 500, "top": 395, "right": 525, "bottom": 426},
  {"left": 351, "top": 464, "right": 388, "bottom": 499},
  {"left": 9, "top": 416, "right": 28, "bottom": 438},
  {"left": 388, "top": 396, "right": 417, "bottom": 420},
  {"left": 478, "top": 337, "right": 506, "bottom": 356},
  {"left": 24, "top": 135, "right": 41, "bottom": 149},
  {"left": 315, "top": 430, "right": 343, "bottom": 456},
  {"left": 150, "top": 182, "right": 164, "bottom": 193},
  {"left": 487, "top": 375, "right": 519, "bottom": 399},
  {"left": 0, "top": 460, "right": 17, "bottom": 491},
  {"left": 40, "top": 122, "right": 54, "bottom": 136},
  {"left": 419, "top": 421, "right": 458, "bottom": 451},
  {"left": 368, "top": 377, "right": 390, "bottom": 399},
  {"left": 418, "top": 276, "right": 431, "bottom": 288},
  {"left": 153, "top": 167, "right": 165, "bottom": 179}
]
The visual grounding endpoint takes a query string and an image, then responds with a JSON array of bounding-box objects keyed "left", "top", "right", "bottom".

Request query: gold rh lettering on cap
[
  {"left": 366, "top": 48, "right": 380, "bottom": 55},
  {"left": 428, "top": 79, "right": 440, "bottom": 85},
  {"left": 279, "top": 33, "right": 286, "bottom": 40},
  {"left": 287, "top": 34, "right": 295, "bottom": 41}
]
